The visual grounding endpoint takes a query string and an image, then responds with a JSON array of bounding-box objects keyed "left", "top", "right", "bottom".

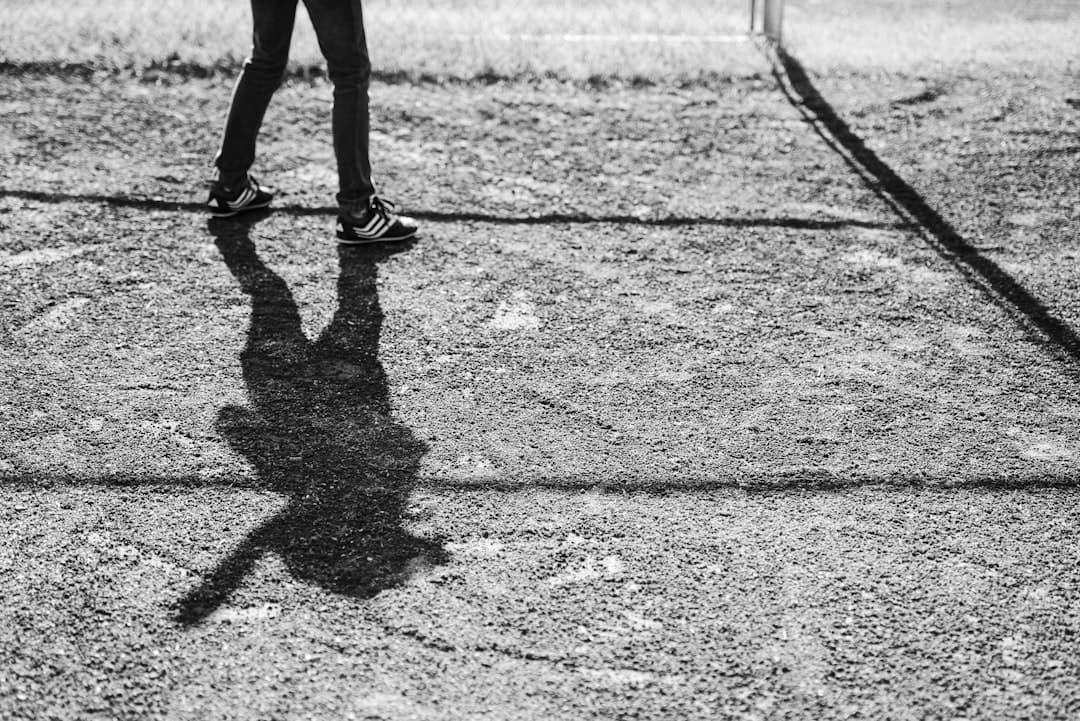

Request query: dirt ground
[{"left": 2, "top": 54, "right": 1080, "bottom": 719}]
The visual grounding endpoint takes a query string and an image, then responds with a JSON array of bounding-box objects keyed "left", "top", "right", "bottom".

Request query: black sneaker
[
  {"left": 207, "top": 175, "right": 273, "bottom": 218},
  {"left": 336, "top": 196, "right": 418, "bottom": 244}
]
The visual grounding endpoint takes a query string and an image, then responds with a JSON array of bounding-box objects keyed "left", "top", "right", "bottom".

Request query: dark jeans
[{"left": 215, "top": 0, "right": 375, "bottom": 214}]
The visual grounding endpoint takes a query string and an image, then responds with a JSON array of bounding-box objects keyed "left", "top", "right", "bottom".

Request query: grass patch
[
  {"left": 786, "top": 3, "right": 1080, "bottom": 75},
  {"left": 1, "top": 0, "right": 1078, "bottom": 80},
  {"left": 0, "top": 0, "right": 762, "bottom": 81}
]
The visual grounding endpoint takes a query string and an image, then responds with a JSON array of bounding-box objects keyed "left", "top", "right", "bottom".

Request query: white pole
[{"left": 763, "top": 0, "right": 784, "bottom": 44}]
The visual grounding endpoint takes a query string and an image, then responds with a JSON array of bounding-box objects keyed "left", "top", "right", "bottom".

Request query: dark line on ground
[
  {"left": 0, "top": 188, "right": 911, "bottom": 232},
  {"left": 769, "top": 46, "right": 1080, "bottom": 369},
  {"left": 5, "top": 472, "right": 1079, "bottom": 494}
]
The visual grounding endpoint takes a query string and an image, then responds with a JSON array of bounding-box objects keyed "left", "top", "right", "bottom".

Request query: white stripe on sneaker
[
  {"left": 229, "top": 187, "right": 256, "bottom": 209},
  {"left": 361, "top": 217, "right": 390, "bottom": 238}
]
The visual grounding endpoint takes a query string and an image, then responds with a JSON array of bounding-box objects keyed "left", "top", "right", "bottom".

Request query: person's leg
[
  {"left": 214, "top": 0, "right": 299, "bottom": 187},
  {"left": 301, "top": 0, "right": 375, "bottom": 216}
]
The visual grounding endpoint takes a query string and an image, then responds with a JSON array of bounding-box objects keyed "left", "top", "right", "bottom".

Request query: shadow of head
[{"left": 178, "top": 216, "right": 444, "bottom": 624}]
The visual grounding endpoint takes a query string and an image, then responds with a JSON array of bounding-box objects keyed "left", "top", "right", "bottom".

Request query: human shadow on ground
[{"left": 175, "top": 215, "right": 446, "bottom": 625}]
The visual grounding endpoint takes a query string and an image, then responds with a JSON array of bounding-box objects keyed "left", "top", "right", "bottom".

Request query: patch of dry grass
[
  {"left": 1, "top": 0, "right": 1078, "bottom": 79},
  {"left": 0, "top": 0, "right": 760, "bottom": 80},
  {"left": 786, "top": 11, "right": 1080, "bottom": 75}
]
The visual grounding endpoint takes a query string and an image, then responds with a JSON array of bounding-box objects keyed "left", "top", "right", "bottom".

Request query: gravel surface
[{"left": 2, "top": 63, "right": 1079, "bottom": 719}]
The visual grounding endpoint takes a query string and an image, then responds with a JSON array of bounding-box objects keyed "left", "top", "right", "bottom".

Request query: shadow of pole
[
  {"left": 175, "top": 216, "right": 446, "bottom": 625},
  {"left": 770, "top": 46, "right": 1080, "bottom": 369}
]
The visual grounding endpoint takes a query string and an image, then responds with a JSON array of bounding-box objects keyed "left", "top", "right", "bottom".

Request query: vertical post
[{"left": 763, "top": 0, "right": 784, "bottom": 44}]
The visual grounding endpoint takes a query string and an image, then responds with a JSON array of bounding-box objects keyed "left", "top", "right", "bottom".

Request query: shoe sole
[
  {"left": 336, "top": 229, "right": 417, "bottom": 245},
  {"left": 208, "top": 200, "right": 272, "bottom": 219}
]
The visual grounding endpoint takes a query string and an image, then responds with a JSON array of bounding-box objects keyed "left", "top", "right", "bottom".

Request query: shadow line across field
[
  {"left": 771, "top": 46, "right": 1080, "bottom": 368},
  {"left": 6, "top": 471, "right": 1080, "bottom": 493},
  {"left": 0, "top": 188, "right": 910, "bottom": 232}
]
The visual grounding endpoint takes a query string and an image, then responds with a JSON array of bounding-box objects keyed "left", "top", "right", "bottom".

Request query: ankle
[
  {"left": 216, "top": 171, "right": 249, "bottom": 191},
  {"left": 339, "top": 193, "right": 378, "bottom": 217}
]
